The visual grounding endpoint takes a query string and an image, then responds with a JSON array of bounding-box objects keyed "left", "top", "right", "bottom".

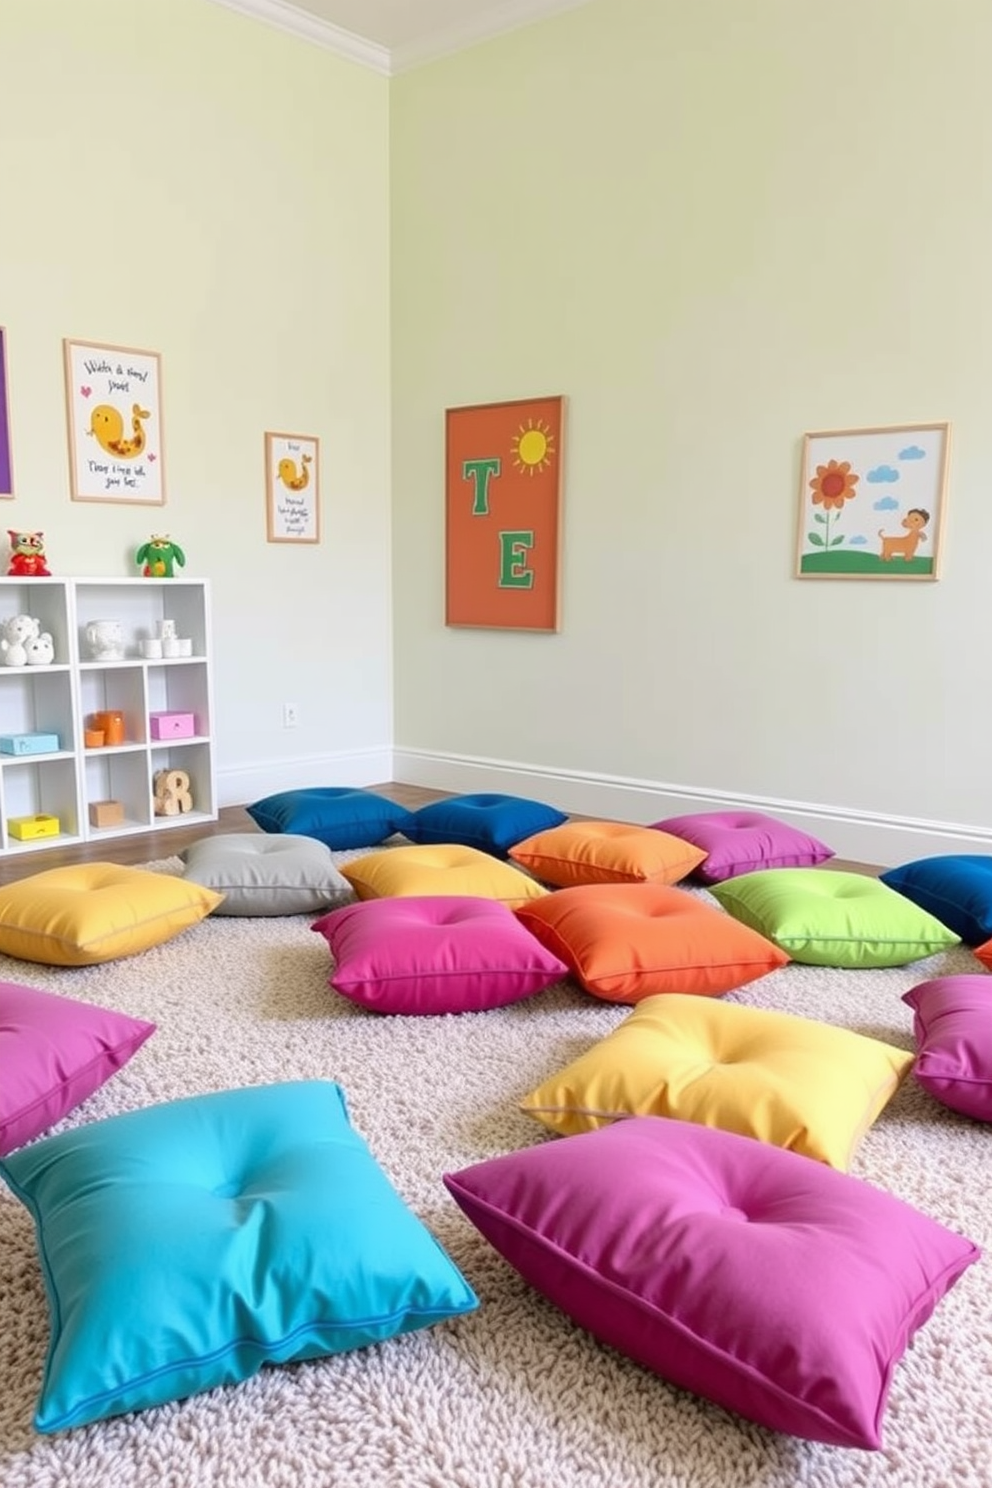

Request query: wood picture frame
[
  {"left": 796, "top": 422, "right": 950, "bottom": 580},
  {"left": 265, "top": 431, "right": 320, "bottom": 544},
  {"left": 445, "top": 394, "right": 564, "bottom": 630},
  {"left": 0, "top": 326, "right": 12, "bottom": 498},
  {"left": 63, "top": 338, "right": 165, "bottom": 504}
]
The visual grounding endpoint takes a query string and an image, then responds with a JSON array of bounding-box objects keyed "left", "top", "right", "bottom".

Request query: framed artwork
[
  {"left": 63, "top": 339, "right": 165, "bottom": 504},
  {"left": 265, "top": 432, "right": 320, "bottom": 543},
  {"left": 796, "top": 422, "right": 950, "bottom": 580},
  {"left": 445, "top": 394, "right": 564, "bottom": 630},
  {"left": 0, "top": 326, "right": 13, "bottom": 498}
]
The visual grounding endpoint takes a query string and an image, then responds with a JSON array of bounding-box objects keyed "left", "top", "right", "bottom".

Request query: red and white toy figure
[{"left": 7, "top": 531, "right": 51, "bottom": 577}]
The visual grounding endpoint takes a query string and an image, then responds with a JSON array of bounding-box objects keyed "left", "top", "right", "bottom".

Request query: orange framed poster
[{"left": 445, "top": 395, "right": 564, "bottom": 631}]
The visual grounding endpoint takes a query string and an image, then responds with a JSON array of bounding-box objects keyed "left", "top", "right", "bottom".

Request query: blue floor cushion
[{"left": 0, "top": 1081, "right": 477, "bottom": 1432}]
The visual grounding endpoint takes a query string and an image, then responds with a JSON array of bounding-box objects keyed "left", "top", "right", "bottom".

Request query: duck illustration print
[
  {"left": 265, "top": 431, "right": 320, "bottom": 544},
  {"left": 63, "top": 338, "right": 165, "bottom": 504}
]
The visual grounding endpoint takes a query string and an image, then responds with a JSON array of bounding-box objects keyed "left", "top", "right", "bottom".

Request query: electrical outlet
[{"left": 283, "top": 702, "right": 299, "bottom": 728}]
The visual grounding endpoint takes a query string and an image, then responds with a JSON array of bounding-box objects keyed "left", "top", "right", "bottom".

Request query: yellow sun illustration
[{"left": 512, "top": 418, "right": 556, "bottom": 476}]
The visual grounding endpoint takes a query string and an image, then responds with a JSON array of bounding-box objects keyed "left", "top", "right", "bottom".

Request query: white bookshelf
[{"left": 0, "top": 577, "right": 217, "bottom": 856}]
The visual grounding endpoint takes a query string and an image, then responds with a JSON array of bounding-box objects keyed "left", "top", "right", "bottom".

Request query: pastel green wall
[
  {"left": 0, "top": 0, "right": 392, "bottom": 799},
  {"left": 390, "top": 0, "right": 992, "bottom": 850}
]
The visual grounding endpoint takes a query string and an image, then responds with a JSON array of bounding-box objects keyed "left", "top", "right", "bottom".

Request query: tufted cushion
[
  {"left": 514, "top": 882, "right": 789, "bottom": 1002},
  {"left": 0, "top": 864, "right": 221, "bottom": 966},
  {"left": 0, "top": 981, "right": 155, "bottom": 1155},
  {"left": 246, "top": 787, "right": 415, "bottom": 850},
  {"left": 709, "top": 868, "right": 960, "bottom": 968},
  {"left": 402, "top": 793, "right": 568, "bottom": 857},
  {"left": 520, "top": 993, "right": 914, "bottom": 1169},
  {"left": 179, "top": 833, "right": 352, "bottom": 916},
  {"left": 650, "top": 810, "right": 835, "bottom": 884},
  {"left": 880, "top": 855, "right": 992, "bottom": 946},
  {"left": 0, "top": 1081, "right": 477, "bottom": 1432},
  {"left": 339, "top": 843, "right": 547, "bottom": 908},
  {"left": 902, "top": 975, "right": 992, "bottom": 1121},
  {"left": 443, "top": 1118, "right": 979, "bottom": 1449},
  {"left": 508, "top": 821, "right": 706, "bottom": 888},
  {"left": 311, "top": 896, "right": 568, "bottom": 1014}
]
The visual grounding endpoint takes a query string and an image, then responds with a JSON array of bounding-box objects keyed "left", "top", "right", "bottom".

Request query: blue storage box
[{"left": 0, "top": 732, "right": 61, "bottom": 755}]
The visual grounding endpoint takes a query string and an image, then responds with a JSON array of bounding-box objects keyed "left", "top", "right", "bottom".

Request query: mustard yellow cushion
[
  {"left": 339, "top": 844, "right": 548, "bottom": 908},
  {"left": 0, "top": 864, "right": 222, "bottom": 967},
  {"left": 509, "top": 821, "right": 706, "bottom": 888},
  {"left": 521, "top": 994, "right": 914, "bottom": 1170}
]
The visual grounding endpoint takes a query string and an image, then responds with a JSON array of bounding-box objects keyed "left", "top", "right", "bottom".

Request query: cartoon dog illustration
[{"left": 878, "top": 508, "right": 929, "bottom": 561}]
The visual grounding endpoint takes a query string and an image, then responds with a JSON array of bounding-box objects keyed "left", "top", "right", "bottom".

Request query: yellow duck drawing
[
  {"left": 89, "top": 403, "right": 150, "bottom": 459},
  {"left": 277, "top": 453, "right": 312, "bottom": 491}
]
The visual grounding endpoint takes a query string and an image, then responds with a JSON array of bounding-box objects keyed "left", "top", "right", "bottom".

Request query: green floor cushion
[{"left": 709, "top": 868, "right": 960, "bottom": 968}]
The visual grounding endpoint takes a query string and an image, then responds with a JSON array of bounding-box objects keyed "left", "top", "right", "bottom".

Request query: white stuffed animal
[
  {"left": 0, "top": 613, "right": 41, "bottom": 667},
  {"left": 24, "top": 631, "right": 54, "bottom": 666}
]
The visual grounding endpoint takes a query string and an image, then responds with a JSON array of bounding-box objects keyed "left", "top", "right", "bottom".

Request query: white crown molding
[
  {"left": 205, "top": 0, "right": 391, "bottom": 75},
  {"left": 389, "top": 0, "right": 597, "bottom": 74},
  {"left": 205, "top": 0, "right": 595, "bottom": 75}
]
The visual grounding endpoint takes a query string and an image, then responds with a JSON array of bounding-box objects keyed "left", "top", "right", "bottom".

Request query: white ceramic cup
[
  {"left": 140, "top": 638, "right": 163, "bottom": 659},
  {"left": 177, "top": 638, "right": 193, "bottom": 657},
  {"left": 162, "top": 637, "right": 181, "bottom": 658}
]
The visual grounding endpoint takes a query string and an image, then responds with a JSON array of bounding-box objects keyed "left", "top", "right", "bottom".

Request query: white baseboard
[
  {"left": 216, "top": 747, "right": 394, "bottom": 808},
  {"left": 392, "top": 747, "right": 992, "bottom": 869}
]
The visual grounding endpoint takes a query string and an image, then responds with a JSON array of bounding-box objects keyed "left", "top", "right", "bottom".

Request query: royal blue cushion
[
  {"left": 0, "top": 1081, "right": 477, "bottom": 1432},
  {"left": 246, "top": 787, "right": 415, "bottom": 850},
  {"left": 880, "top": 855, "right": 992, "bottom": 946},
  {"left": 403, "top": 793, "right": 568, "bottom": 857}
]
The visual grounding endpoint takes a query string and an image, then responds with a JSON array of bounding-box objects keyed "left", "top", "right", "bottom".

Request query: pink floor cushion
[
  {"left": 0, "top": 980, "right": 155, "bottom": 1156},
  {"left": 443, "top": 1117, "right": 979, "bottom": 1449},
  {"left": 402, "top": 793, "right": 568, "bottom": 857},
  {"left": 312, "top": 896, "right": 568, "bottom": 1014},
  {"left": 902, "top": 975, "right": 992, "bottom": 1121},
  {"left": 650, "top": 811, "right": 835, "bottom": 884}
]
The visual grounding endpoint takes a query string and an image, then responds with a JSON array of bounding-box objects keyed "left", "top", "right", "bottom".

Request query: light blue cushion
[
  {"left": 246, "top": 787, "right": 415, "bottom": 849},
  {"left": 0, "top": 1081, "right": 477, "bottom": 1432},
  {"left": 880, "top": 855, "right": 992, "bottom": 946}
]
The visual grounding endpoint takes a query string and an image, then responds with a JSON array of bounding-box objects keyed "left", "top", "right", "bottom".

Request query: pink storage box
[{"left": 149, "top": 711, "right": 196, "bottom": 740}]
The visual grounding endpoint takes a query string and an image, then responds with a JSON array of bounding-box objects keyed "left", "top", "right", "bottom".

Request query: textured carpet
[{"left": 2, "top": 859, "right": 991, "bottom": 1488}]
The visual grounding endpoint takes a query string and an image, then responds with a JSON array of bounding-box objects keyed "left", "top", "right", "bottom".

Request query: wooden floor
[
  {"left": 0, "top": 784, "right": 445, "bottom": 886},
  {"left": 0, "top": 782, "right": 877, "bottom": 884}
]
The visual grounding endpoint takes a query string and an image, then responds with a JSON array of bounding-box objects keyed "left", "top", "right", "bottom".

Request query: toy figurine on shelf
[
  {"left": 7, "top": 530, "right": 51, "bottom": 577},
  {"left": 136, "top": 535, "right": 186, "bottom": 578}
]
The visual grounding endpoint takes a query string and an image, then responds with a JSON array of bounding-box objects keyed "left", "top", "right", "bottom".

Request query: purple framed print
[{"left": 0, "top": 327, "right": 12, "bottom": 498}]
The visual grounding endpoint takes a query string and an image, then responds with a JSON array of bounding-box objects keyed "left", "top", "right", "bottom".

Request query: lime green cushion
[{"left": 708, "top": 869, "right": 960, "bottom": 968}]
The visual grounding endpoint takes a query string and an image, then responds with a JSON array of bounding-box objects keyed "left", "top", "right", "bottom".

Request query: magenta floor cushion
[
  {"left": 444, "top": 1117, "right": 978, "bottom": 1449},
  {"left": 312, "top": 895, "right": 568, "bottom": 1014},
  {"left": 0, "top": 980, "right": 155, "bottom": 1155},
  {"left": 903, "top": 975, "right": 992, "bottom": 1121},
  {"left": 651, "top": 810, "right": 835, "bottom": 884}
]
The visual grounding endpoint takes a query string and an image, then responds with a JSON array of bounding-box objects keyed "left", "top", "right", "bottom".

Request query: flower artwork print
[{"left": 796, "top": 423, "right": 950, "bottom": 581}]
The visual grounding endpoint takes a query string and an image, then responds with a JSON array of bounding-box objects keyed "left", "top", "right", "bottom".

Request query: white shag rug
[{"left": 2, "top": 859, "right": 991, "bottom": 1488}]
